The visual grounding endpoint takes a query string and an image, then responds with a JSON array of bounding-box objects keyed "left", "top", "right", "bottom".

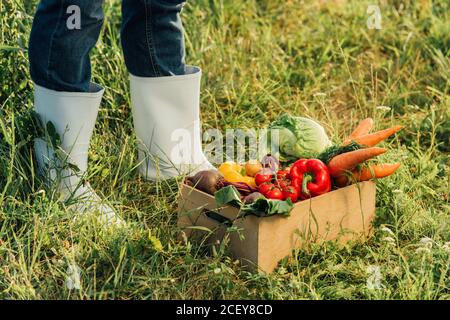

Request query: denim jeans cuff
[{"left": 33, "top": 82, "right": 105, "bottom": 98}]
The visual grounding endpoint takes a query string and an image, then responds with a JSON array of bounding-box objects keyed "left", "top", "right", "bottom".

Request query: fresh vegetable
[
  {"left": 221, "top": 170, "right": 243, "bottom": 183},
  {"left": 243, "top": 192, "right": 265, "bottom": 204},
  {"left": 290, "top": 177, "right": 302, "bottom": 191},
  {"left": 215, "top": 185, "right": 294, "bottom": 217},
  {"left": 348, "top": 163, "right": 402, "bottom": 184},
  {"left": 255, "top": 169, "right": 274, "bottom": 186},
  {"left": 276, "top": 169, "right": 290, "bottom": 180},
  {"left": 282, "top": 186, "right": 299, "bottom": 202},
  {"left": 258, "top": 182, "right": 274, "bottom": 196},
  {"left": 345, "top": 117, "right": 374, "bottom": 143},
  {"left": 189, "top": 170, "right": 225, "bottom": 195},
  {"left": 335, "top": 163, "right": 401, "bottom": 187},
  {"left": 261, "top": 154, "right": 280, "bottom": 173},
  {"left": 268, "top": 114, "right": 332, "bottom": 160},
  {"left": 187, "top": 116, "right": 404, "bottom": 217},
  {"left": 276, "top": 178, "right": 290, "bottom": 189},
  {"left": 218, "top": 161, "right": 243, "bottom": 175},
  {"left": 265, "top": 187, "right": 284, "bottom": 200},
  {"left": 219, "top": 161, "right": 256, "bottom": 187},
  {"left": 343, "top": 125, "right": 403, "bottom": 147},
  {"left": 317, "top": 141, "right": 362, "bottom": 164},
  {"left": 243, "top": 177, "right": 257, "bottom": 188},
  {"left": 223, "top": 181, "right": 257, "bottom": 195},
  {"left": 245, "top": 160, "right": 263, "bottom": 177},
  {"left": 214, "top": 185, "right": 244, "bottom": 208},
  {"left": 290, "top": 159, "right": 331, "bottom": 198},
  {"left": 327, "top": 147, "right": 387, "bottom": 177},
  {"left": 275, "top": 169, "right": 290, "bottom": 189},
  {"left": 355, "top": 163, "right": 401, "bottom": 181},
  {"left": 334, "top": 175, "right": 350, "bottom": 188}
]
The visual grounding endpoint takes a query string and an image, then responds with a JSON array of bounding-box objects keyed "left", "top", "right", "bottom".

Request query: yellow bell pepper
[
  {"left": 218, "top": 162, "right": 256, "bottom": 187},
  {"left": 219, "top": 162, "right": 243, "bottom": 175}
]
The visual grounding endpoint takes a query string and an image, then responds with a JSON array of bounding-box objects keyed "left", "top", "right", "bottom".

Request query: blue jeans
[{"left": 29, "top": 0, "right": 187, "bottom": 93}]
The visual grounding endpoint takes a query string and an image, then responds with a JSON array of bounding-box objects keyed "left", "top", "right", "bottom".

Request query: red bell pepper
[
  {"left": 289, "top": 159, "right": 331, "bottom": 199},
  {"left": 290, "top": 177, "right": 301, "bottom": 191}
]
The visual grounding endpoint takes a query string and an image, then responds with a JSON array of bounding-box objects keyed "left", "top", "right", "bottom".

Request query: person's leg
[
  {"left": 122, "top": 0, "right": 213, "bottom": 180},
  {"left": 29, "top": 1, "right": 121, "bottom": 225},
  {"left": 121, "top": 0, "right": 186, "bottom": 77},
  {"left": 29, "top": 0, "right": 105, "bottom": 92}
]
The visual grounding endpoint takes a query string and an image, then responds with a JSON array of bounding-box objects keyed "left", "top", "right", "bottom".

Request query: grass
[{"left": 0, "top": 0, "right": 449, "bottom": 299}]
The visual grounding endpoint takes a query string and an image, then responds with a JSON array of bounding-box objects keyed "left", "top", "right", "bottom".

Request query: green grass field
[{"left": 0, "top": 0, "right": 449, "bottom": 299}]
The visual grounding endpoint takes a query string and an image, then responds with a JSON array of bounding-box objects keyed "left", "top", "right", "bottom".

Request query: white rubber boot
[
  {"left": 130, "top": 66, "right": 214, "bottom": 180},
  {"left": 34, "top": 83, "right": 122, "bottom": 226}
]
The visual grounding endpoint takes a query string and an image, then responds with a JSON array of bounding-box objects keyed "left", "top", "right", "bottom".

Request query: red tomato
[
  {"left": 255, "top": 172, "right": 273, "bottom": 186},
  {"left": 265, "top": 187, "right": 284, "bottom": 200},
  {"left": 258, "top": 182, "right": 274, "bottom": 196},
  {"left": 277, "top": 169, "right": 290, "bottom": 180},
  {"left": 276, "top": 178, "right": 291, "bottom": 189},
  {"left": 282, "top": 186, "right": 299, "bottom": 202}
]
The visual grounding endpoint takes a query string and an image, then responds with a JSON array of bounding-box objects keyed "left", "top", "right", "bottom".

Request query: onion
[
  {"left": 257, "top": 168, "right": 274, "bottom": 176},
  {"left": 261, "top": 154, "right": 279, "bottom": 173}
]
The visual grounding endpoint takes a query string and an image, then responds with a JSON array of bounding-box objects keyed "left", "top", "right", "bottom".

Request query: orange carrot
[
  {"left": 354, "top": 163, "right": 401, "bottom": 181},
  {"left": 327, "top": 147, "right": 387, "bottom": 177},
  {"left": 345, "top": 118, "right": 374, "bottom": 143},
  {"left": 344, "top": 125, "right": 403, "bottom": 147},
  {"left": 333, "top": 163, "right": 401, "bottom": 186}
]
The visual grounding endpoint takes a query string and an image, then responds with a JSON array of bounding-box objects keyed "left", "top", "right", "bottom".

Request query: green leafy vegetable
[
  {"left": 242, "top": 198, "right": 293, "bottom": 217},
  {"left": 268, "top": 114, "right": 332, "bottom": 161},
  {"left": 214, "top": 185, "right": 294, "bottom": 217},
  {"left": 215, "top": 185, "right": 243, "bottom": 207}
]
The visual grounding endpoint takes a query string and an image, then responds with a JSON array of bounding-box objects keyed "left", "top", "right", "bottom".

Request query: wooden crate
[{"left": 178, "top": 181, "right": 376, "bottom": 273}]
